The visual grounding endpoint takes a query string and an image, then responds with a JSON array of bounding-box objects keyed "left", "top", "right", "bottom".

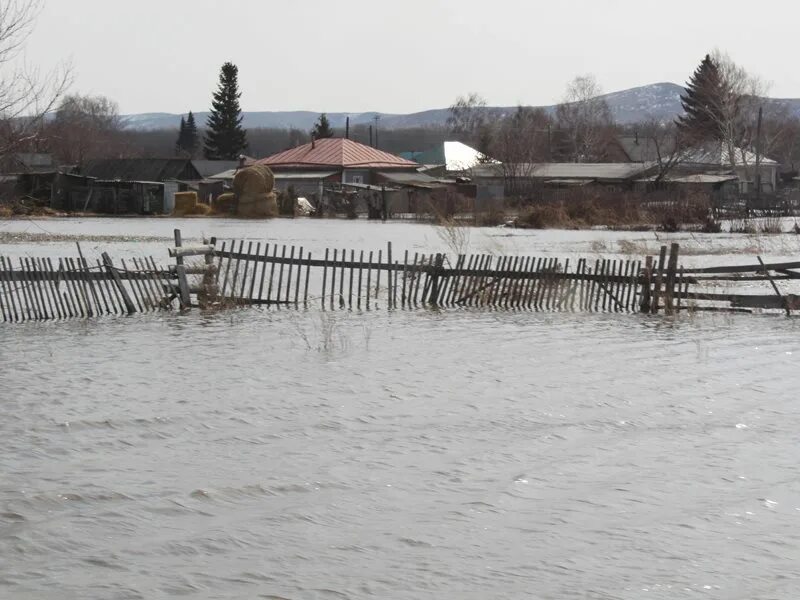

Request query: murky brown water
[{"left": 2, "top": 218, "right": 800, "bottom": 599}]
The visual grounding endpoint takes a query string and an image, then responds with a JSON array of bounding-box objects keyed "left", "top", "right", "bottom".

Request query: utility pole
[{"left": 755, "top": 105, "right": 763, "bottom": 206}]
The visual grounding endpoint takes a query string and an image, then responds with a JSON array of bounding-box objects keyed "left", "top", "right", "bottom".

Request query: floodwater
[{"left": 2, "top": 218, "right": 800, "bottom": 599}]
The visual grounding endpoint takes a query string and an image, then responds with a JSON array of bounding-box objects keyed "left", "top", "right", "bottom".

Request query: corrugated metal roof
[
  {"left": 258, "top": 138, "right": 418, "bottom": 169},
  {"left": 684, "top": 144, "right": 777, "bottom": 166}
]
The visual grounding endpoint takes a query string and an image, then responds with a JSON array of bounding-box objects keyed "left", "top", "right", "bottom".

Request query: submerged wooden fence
[{"left": 2, "top": 229, "right": 799, "bottom": 323}]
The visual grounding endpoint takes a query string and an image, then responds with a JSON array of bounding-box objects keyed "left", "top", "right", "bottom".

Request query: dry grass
[{"left": 435, "top": 217, "right": 471, "bottom": 255}]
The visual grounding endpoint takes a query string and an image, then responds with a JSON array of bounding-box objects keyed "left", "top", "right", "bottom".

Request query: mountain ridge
[{"left": 122, "top": 82, "right": 800, "bottom": 131}]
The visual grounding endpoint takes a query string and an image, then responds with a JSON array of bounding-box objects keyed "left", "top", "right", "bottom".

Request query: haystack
[
  {"left": 213, "top": 192, "right": 237, "bottom": 215},
  {"left": 173, "top": 191, "right": 198, "bottom": 216},
  {"left": 233, "top": 165, "right": 277, "bottom": 218},
  {"left": 192, "top": 202, "right": 212, "bottom": 216},
  {"left": 238, "top": 191, "right": 278, "bottom": 218}
]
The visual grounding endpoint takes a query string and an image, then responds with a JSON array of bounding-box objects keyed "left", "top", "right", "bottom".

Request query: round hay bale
[
  {"left": 250, "top": 164, "right": 275, "bottom": 192},
  {"left": 237, "top": 191, "right": 278, "bottom": 219},
  {"left": 192, "top": 202, "right": 212, "bottom": 216},
  {"left": 233, "top": 167, "right": 267, "bottom": 197},
  {"left": 212, "top": 192, "right": 237, "bottom": 215},
  {"left": 173, "top": 191, "right": 198, "bottom": 215}
]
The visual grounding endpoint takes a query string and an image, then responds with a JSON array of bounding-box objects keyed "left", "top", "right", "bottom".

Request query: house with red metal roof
[{"left": 256, "top": 138, "right": 422, "bottom": 192}]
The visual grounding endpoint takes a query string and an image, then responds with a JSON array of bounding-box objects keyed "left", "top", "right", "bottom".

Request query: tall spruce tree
[
  {"left": 175, "top": 112, "right": 200, "bottom": 157},
  {"left": 311, "top": 113, "right": 334, "bottom": 139},
  {"left": 175, "top": 116, "right": 187, "bottom": 155},
  {"left": 185, "top": 111, "right": 199, "bottom": 156},
  {"left": 204, "top": 62, "right": 248, "bottom": 159},
  {"left": 676, "top": 54, "right": 727, "bottom": 141}
]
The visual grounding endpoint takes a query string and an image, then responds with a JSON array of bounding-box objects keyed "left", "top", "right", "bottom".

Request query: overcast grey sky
[{"left": 25, "top": 0, "right": 800, "bottom": 114}]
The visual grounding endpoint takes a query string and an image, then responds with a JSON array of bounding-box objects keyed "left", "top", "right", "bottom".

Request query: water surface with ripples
[{"left": 2, "top": 219, "right": 800, "bottom": 599}]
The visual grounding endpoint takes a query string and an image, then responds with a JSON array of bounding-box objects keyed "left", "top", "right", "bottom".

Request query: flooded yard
[{"left": 2, "top": 217, "right": 800, "bottom": 599}]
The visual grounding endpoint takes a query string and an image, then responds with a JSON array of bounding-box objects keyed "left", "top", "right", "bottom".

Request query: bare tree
[
  {"left": 638, "top": 119, "right": 696, "bottom": 183},
  {"left": 447, "top": 92, "right": 493, "bottom": 155},
  {"left": 0, "top": 0, "right": 71, "bottom": 159},
  {"left": 489, "top": 106, "right": 551, "bottom": 196},
  {"left": 47, "top": 94, "right": 129, "bottom": 164},
  {"left": 555, "top": 75, "right": 614, "bottom": 162}
]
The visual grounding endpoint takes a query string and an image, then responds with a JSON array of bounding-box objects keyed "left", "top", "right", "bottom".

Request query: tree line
[{"left": 2, "top": 1, "right": 799, "bottom": 185}]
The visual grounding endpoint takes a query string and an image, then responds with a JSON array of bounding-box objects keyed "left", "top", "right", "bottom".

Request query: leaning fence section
[
  {"left": 206, "top": 239, "right": 648, "bottom": 313},
  {"left": 0, "top": 246, "right": 175, "bottom": 323}
]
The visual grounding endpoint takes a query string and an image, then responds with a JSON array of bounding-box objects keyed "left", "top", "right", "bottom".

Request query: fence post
[
  {"left": 429, "top": 253, "right": 444, "bottom": 306},
  {"left": 639, "top": 255, "right": 652, "bottom": 313},
  {"left": 173, "top": 228, "right": 191, "bottom": 309},
  {"left": 664, "top": 243, "right": 679, "bottom": 315}
]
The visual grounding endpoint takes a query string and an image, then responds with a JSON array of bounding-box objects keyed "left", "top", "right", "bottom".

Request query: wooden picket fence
[
  {"left": 2, "top": 229, "right": 799, "bottom": 323},
  {"left": 210, "top": 238, "right": 648, "bottom": 312},
  {"left": 0, "top": 249, "right": 173, "bottom": 323}
]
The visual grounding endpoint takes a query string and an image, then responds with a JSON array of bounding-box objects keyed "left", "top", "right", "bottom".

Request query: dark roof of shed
[
  {"left": 81, "top": 158, "right": 199, "bottom": 181},
  {"left": 191, "top": 160, "right": 240, "bottom": 179}
]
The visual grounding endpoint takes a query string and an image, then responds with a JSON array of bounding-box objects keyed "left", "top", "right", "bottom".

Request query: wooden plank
[
  {"left": 330, "top": 248, "right": 337, "bottom": 310},
  {"left": 457, "top": 254, "right": 479, "bottom": 306},
  {"left": 387, "top": 242, "right": 393, "bottom": 309},
  {"left": 124, "top": 258, "right": 148, "bottom": 312},
  {"left": 348, "top": 249, "right": 354, "bottom": 309},
  {"left": 215, "top": 240, "right": 227, "bottom": 287},
  {"left": 247, "top": 242, "right": 261, "bottom": 303},
  {"left": 28, "top": 258, "right": 49, "bottom": 319},
  {"left": 407, "top": 252, "right": 418, "bottom": 306},
  {"left": 132, "top": 258, "right": 155, "bottom": 310},
  {"left": 28, "top": 258, "right": 49, "bottom": 320},
  {"left": 682, "top": 260, "right": 800, "bottom": 275},
  {"left": 285, "top": 245, "right": 296, "bottom": 305},
  {"left": 265, "top": 243, "right": 278, "bottom": 304},
  {"left": 95, "top": 258, "right": 116, "bottom": 314},
  {"left": 257, "top": 243, "right": 269, "bottom": 301},
  {"left": 76, "top": 243, "right": 103, "bottom": 315},
  {"left": 228, "top": 240, "right": 246, "bottom": 304},
  {"left": 664, "top": 243, "right": 679, "bottom": 315},
  {"left": 451, "top": 254, "right": 471, "bottom": 306},
  {"left": 651, "top": 245, "right": 667, "bottom": 314},
  {"left": 338, "top": 247, "right": 345, "bottom": 309},
  {"left": 365, "top": 250, "right": 373, "bottom": 310},
  {"left": 304, "top": 251, "right": 312, "bottom": 307},
  {"left": 131, "top": 258, "right": 154, "bottom": 310},
  {"left": 22, "top": 258, "right": 43, "bottom": 319},
  {"left": 168, "top": 245, "right": 215, "bottom": 258},
  {"left": 321, "top": 248, "right": 329, "bottom": 309},
  {"left": 58, "top": 258, "right": 77, "bottom": 318},
  {"left": 67, "top": 257, "right": 90, "bottom": 316},
  {"left": 3, "top": 256, "right": 21, "bottom": 321},
  {"left": 357, "top": 250, "right": 365, "bottom": 309},
  {"left": 88, "top": 257, "right": 110, "bottom": 315},
  {"left": 374, "top": 249, "right": 382, "bottom": 306},
  {"left": 758, "top": 255, "right": 790, "bottom": 316},
  {"left": 294, "top": 247, "right": 303, "bottom": 306},
  {"left": 0, "top": 257, "right": 11, "bottom": 322},
  {"left": 146, "top": 257, "right": 168, "bottom": 310},
  {"left": 102, "top": 252, "right": 136, "bottom": 314},
  {"left": 441, "top": 254, "right": 461, "bottom": 307},
  {"left": 640, "top": 256, "right": 653, "bottom": 313},
  {"left": 239, "top": 241, "right": 254, "bottom": 301},
  {"left": 401, "top": 250, "right": 409, "bottom": 307}
]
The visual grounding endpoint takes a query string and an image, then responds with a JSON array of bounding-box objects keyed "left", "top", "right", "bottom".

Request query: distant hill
[{"left": 121, "top": 82, "right": 800, "bottom": 130}]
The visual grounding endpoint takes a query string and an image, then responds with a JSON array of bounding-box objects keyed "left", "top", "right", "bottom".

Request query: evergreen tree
[
  {"left": 676, "top": 54, "right": 727, "bottom": 141},
  {"left": 175, "top": 116, "right": 187, "bottom": 155},
  {"left": 311, "top": 113, "right": 334, "bottom": 139},
  {"left": 185, "top": 111, "right": 199, "bottom": 156},
  {"left": 204, "top": 62, "right": 248, "bottom": 159}
]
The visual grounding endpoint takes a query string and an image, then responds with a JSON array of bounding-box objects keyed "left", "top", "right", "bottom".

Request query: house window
[{"left": 350, "top": 175, "right": 363, "bottom": 184}]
